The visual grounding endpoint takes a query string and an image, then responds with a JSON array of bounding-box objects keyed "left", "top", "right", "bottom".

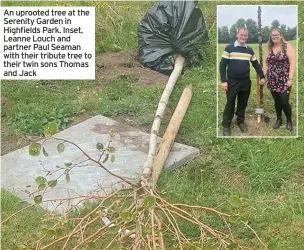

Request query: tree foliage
[
  {"left": 219, "top": 26, "right": 229, "bottom": 43},
  {"left": 218, "top": 18, "right": 297, "bottom": 43},
  {"left": 270, "top": 19, "right": 280, "bottom": 30},
  {"left": 246, "top": 19, "right": 258, "bottom": 43}
]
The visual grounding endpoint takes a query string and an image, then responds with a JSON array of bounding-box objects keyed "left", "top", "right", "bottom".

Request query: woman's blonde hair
[{"left": 267, "top": 28, "right": 287, "bottom": 52}]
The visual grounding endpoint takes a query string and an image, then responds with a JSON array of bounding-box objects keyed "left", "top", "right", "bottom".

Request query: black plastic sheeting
[{"left": 138, "top": 1, "right": 209, "bottom": 75}]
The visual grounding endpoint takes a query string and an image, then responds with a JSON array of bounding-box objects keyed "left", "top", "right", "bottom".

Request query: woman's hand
[
  {"left": 286, "top": 79, "right": 293, "bottom": 87},
  {"left": 259, "top": 78, "right": 266, "bottom": 85}
]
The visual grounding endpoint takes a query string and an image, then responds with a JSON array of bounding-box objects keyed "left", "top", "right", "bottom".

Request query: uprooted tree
[
  {"left": 1, "top": 2, "right": 276, "bottom": 249},
  {"left": 1, "top": 55, "right": 275, "bottom": 250}
]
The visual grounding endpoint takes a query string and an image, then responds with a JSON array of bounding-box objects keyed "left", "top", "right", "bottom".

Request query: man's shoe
[
  {"left": 237, "top": 123, "right": 248, "bottom": 133},
  {"left": 273, "top": 118, "right": 282, "bottom": 129},
  {"left": 286, "top": 120, "right": 293, "bottom": 131},
  {"left": 223, "top": 127, "right": 230, "bottom": 136}
]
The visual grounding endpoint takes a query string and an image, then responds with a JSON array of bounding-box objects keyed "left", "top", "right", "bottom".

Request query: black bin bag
[{"left": 138, "top": 1, "right": 209, "bottom": 75}]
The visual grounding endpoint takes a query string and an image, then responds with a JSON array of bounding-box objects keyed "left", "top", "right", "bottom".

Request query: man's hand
[
  {"left": 259, "top": 78, "right": 266, "bottom": 85},
  {"left": 221, "top": 82, "right": 228, "bottom": 91}
]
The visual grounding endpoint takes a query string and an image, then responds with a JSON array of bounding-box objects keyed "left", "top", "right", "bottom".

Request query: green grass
[
  {"left": 217, "top": 41, "right": 298, "bottom": 137},
  {"left": 1, "top": 1, "right": 304, "bottom": 250},
  {"left": 1, "top": 190, "right": 45, "bottom": 249}
]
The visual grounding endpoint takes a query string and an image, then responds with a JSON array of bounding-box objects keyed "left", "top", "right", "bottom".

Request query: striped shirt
[{"left": 219, "top": 41, "right": 264, "bottom": 83}]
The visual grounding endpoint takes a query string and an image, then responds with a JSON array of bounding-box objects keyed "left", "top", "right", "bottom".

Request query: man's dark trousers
[{"left": 222, "top": 78, "right": 251, "bottom": 128}]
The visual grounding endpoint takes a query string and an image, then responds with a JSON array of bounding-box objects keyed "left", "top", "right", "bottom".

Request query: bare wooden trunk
[
  {"left": 256, "top": 75, "right": 261, "bottom": 123},
  {"left": 152, "top": 86, "right": 193, "bottom": 188},
  {"left": 257, "top": 6, "right": 263, "bottom": 123},
  {"left": 141, "top": 55, "right": 185, "bottom": 186}
]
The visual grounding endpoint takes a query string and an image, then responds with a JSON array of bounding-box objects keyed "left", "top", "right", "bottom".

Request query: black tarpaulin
[{"left": 138, "top": 1, "right": 209, "bottom": 75}]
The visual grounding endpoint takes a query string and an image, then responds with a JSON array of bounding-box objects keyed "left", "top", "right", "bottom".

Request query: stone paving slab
[{"left": 1, "top": 115, "right": 199, "bottom": 213}]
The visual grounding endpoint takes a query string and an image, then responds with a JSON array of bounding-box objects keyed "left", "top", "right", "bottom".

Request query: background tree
[
  {"left": 221, "top": 26, "right": 230, "bottom": 43},
  {"left": 271, "top": 19, "right": 280, "bottom": 29},
  {"left": 285, "top": 27, "right": 292, "bottom": 40},
  {"left": 218, "top": 27, "right": 223, "bottom": 43},
  {"left": 236, "top": 18, "right": 246, "bottom": 29},
  {"left": 245, "top": 18, "right": 258, "bottom": 43},
  {"left": 218, "top": 20, "right": 296, "bottom": 43},
  {"left": 262, "top": 26, "right": 271, "bottom": 42},
  {"left": 280, "top": 24, "right": 287, "bottom": 37},
  {"left": 229, "top": 24, "right": 237, "bottom": 42},
  {"left": 292, "top": 27, "right": 297, "bottom": 39}
]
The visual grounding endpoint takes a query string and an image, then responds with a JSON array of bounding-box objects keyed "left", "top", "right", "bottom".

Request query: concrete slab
[{"left": 1, "top": 115, "right": 199, "bottom": 213}]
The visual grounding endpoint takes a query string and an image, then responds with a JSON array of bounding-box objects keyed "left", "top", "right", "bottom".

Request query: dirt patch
[
  {"left": 95, "top": 51, "right": 169, "bottom": 87},
  {"left": 218, "top": 168, "right": 251, "bottom": 189},
  {"left": 282, "top": 168, "right": 304, "bottom": 189},
  {"left": 112, "top": 114, "right": 150, "bottom": 133},
  {"left": 1, "top": 134, "right": 42, "bottom": 156},
  {"left": 220, "top": 113, "right": 297, "bottom": 137},
  {"left": 91, "top": 119, "right": 149, "bottom": 153},
  {"left": 90, "top": 106, "right": 175, "bottom": 153},
  {"left": 268, "top": 220, "right": 304, "bottom": 239},
  {"left": 225, "top": 170, "right": 251, "bottom": 189},
  {"left": 237, "top": 114, "right": 273, "bottom": 136},
  {"left": 68, "top": 113, "right": 92, "bottom": 127}
]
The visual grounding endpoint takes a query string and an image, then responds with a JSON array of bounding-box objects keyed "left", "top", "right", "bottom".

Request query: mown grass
[
  {"left": 1, "top": 190, "right": 46, "bottom": 249},
  {"left": 217, "top": 41, "right": 298, "bottom": 137},
  {"left": 1, "top": 1, "right": 304, "bottom": 250}
]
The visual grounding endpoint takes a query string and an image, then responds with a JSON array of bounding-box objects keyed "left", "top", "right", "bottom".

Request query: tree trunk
[
  {"left": 141, "top": 55, "right": 185, "bottom": 186},
  {"left": 152, "top": 86, "right": 193, "bottom": 188},
  {"left": 257, "top": 6, "right": 263, "bottom": 123}
]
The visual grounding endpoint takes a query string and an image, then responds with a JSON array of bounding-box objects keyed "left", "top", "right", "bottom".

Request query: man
[{"left": 219, "top": 27, "right": 266, "bottom": 136}]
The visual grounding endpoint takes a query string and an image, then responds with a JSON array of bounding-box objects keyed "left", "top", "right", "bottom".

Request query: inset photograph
[{"left": 217, "top": 5, "right": 298, "bottom": 138}]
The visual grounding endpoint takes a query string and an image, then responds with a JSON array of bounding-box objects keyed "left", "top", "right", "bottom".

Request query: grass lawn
[
  {"left": 1, "top": 1, "right": 304, "bottom": 250},
  {"left": 217, "top": 41, "right": 298, "bottom": 137}
]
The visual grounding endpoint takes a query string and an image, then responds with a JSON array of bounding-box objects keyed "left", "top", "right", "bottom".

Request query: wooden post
[
  {"left": 256, "top": 75, "right": 261, "bottom": 123},
  {"left": 257, "top": 6, "right": 263, "bottom": 123},
  {"left": 152, "top": 86, "right": 193, "bottom": 188}
]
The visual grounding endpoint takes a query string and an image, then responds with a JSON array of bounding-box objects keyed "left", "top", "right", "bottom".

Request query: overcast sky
[{"left": 217, "top": 5, "right": 298, "bottom": 29}]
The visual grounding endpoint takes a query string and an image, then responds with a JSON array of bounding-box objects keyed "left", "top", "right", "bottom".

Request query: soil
[
  {"left": 1, "top": 134, "right": 38, "bottom": 156},
  {"left": 1, "top": 51, "right": 170, "bottom": 155},
  {"left": 95, "top": 51, "right": 169, "bottom": 87},
  {"left": 222, "top": 170, "right": 251, "bottom": 189},
  {"left": 235, "top": 114, "right": 273, "bottom": 136},
  {"left": 221, "top": 113, "right": 297, "bottom": 137}
]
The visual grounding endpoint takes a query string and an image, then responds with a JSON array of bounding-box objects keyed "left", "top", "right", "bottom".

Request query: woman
[{"left": 262, "top": 28, "right": 296, "bottom": 131}]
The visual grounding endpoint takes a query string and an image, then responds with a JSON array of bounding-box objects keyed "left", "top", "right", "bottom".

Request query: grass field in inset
[{"left": 217, "top": 41, "right": 298, "bottom": 137}]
